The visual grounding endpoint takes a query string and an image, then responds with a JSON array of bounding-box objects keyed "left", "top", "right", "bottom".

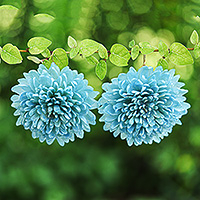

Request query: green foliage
[
  {"left": 168, "top": 42, "right": 194, "bottom": 65},
  {"left": 130, "top": 45, "right": 139, "bottom": 60},
  {"left": 1, "top": 33, "right": 198, "bottom": 79},
  {"left": 52, "top": 48, "right": 68, "bottom": 69},
  {"left": 27, "top": 56, "right": 41, "bottom": 64},
  {"left": 70, "top": 47, "right": 79, "bottom": 59},
  {"left": 194, "top": 43, "right": 200, "bottom": 59},
  {"left": 190, "top": 30, "right": 199, "bottom": 45},
  {"left": 109, "top": 44, "right": 131, "bottom": 66},
  {"left": 41, "top": 49, "right": 51, "bottom": 58},
  {"left": 1, "top": 43, "right": 22, "bottom": 64},
  {"left": 0, "top": 30, "right": 198, "bottom": 79},
  {"left": 139, "top": 42, "right": 155, "bottom": 54},
  {"left": 95, "top": 60, "right": 107, "bottom": 80},
  {"left": 27, "top": 37, "right": 52, "bottom": 55},
  {"left": 86, "top": 56, "right": 99, "bottom": 66},
  {"left": 68, "top": 36, "right": 77, "bottom": 48},
  {"left": 98, "top": 44, "right": 108, "bottom": 59},
  {"left": 79, "top": 39, "right": 99, "bottom": 57},
  {"left": 129, "top": 40, "right": 135, "bottom": 48},
  {"left": 158, "top": 40, "right": 169, "bottom": 57},
  {"left": 157, "top": 58, "right": 168, "bottom": 69},
  {"left": 43, "top": 59, "right": 52, "bottom": 69},
  {"left": 0, "top": 25, "right": 199, "bottom": 80}
]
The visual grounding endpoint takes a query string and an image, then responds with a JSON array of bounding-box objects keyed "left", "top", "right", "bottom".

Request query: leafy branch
[{"left": 0, "top": 30, "right": 199, "bottom": 80}]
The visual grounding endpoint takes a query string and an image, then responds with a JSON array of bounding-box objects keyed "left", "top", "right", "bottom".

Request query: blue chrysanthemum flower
[
  {"left": 98, "top": 66, "right": 190, "bottom": 146},
  {"left": 11, "top": 63, "right": 98, "bottom": 146}
]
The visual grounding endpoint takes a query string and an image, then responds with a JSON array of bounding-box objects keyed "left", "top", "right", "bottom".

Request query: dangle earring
[
  {"left": 11, "top": 63, "right": 99, "bottom": 146},
  {"left": 98, "top": 66, "right": 190, "bottom": 146}
]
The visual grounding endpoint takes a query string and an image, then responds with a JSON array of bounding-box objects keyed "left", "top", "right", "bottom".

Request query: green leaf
[
  {"left": 41, "top": 49, "right": 51, "bottom": 58},
  {"left": 86, "top": 56, "right": 99, "bottom": 66},
  {"left": 129, "top": 40, "right": 135, "bottom": 48},
  {"left": 52, "top": 48, "right": 68, "bottom": 69},
  {"left": 0, "top": 47, "right": 2, "bottom": 54},
  {"left": 168, "top": 42, "right": 194, "bottom": 65},
  {"left": 69, "top": 47, "right": 79, "bottom": 59},
  {"left": 190, "top": 30, "right": 199, "bottom": 45},
  {"left": 139, "top": 42, "right": 155, "bottom": 54},
  {"left": 131, "top": 45, "right": 139, "bottom": 60},
  {"left": 98, "top": 44, "right": 108, "bottom": 59},
  {"left": 68, "top": 36, "right": 77, "bottom": 48},
  {"left": 157, "top": 58, "right": 168, "bottom": 70},
  {"left": 28, "top": 37, "right": 52, "bottom": 55},
  {"left": 1, "top": 43, "right": 22, "bottom": 64},
  {"left": 0, "top": 5, "right": 19, "bottom": 29},
  {"left": 158, "top": 40, "right": 169, "bottom": 57},
  {"left": 96, "top": 60, "right": 107, "bottom": 80},
  {"left": 34, "top": 14, "right": 55, "bottom": 23},
  {"left": 43, "top": 59, "right": 52, "bottom": 69},
  {"left": 27, "top": 56, "right": 41, "bottom": 64},
  {"left": 79, "top": 39, "right": 99, "bottom": 57},
  {"left": 0, "top": 5, "right": 19, "bottom": 11},
  {"left": 109, "top": 44, "right": 131, "bottom": 66},
  {"left": 193, "top": 43, "right": 200, "bottom": 59}
]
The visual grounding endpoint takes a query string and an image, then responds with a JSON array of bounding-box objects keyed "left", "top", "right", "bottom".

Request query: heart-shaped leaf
[
  {"left": 139, "top": 42, "right": 155, "bottom": 54},
  {"left": 28, "top": 37, "right": 52, "bottom": 55},
  {"left": 96, "top": 60, "right": 107, "bottom": 80},
  {"left": 168, "top": 42, "right": 194, "bottom": 65},
  {"left": 158, "top": 40, "right": 169, "bottom": 57},
  {"left": 52, "top": 48, "right": 68, "bottom": 69},
  {"left": 131, "top": 45, "right": 139, "bottom": 60},
  {"left": 79, "top": 39, "right": 99, "bottom": 57},
  {"left": 98, "top": 44, "right": 108, "bottom": 59},
  {"left": 1, "top": 43, "right": 22, "bottom": 64},
  {"left": 68, "top": 36, "right": 77, "bottom": 48},
  {"left": 190, "top": 30, "right": 199, "bottom": 45},
  {"left": 109, "top": 44, "right": 131, "bottom": 66}
]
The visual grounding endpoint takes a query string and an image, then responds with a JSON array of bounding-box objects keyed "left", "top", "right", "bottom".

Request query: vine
[{"left": 0, "top": 30, "right": 199, "bottom": 80}]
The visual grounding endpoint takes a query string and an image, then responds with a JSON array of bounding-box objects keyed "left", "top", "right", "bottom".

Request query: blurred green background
[{"left": 0, "top": 0, "right": 200, "bottom": 199}]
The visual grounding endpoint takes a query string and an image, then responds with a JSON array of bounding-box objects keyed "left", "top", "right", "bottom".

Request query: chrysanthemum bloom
[
  {"left": 11, "top": 63, "right": 98, "bottom": 146},
  {"left": 98, "top": 66, "right": 190, "bottom": 146}
]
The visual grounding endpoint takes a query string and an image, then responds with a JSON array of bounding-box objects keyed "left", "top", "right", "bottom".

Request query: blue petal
[{"left": 138, "top": 66, "right": 153, "bottom": 79}]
